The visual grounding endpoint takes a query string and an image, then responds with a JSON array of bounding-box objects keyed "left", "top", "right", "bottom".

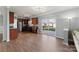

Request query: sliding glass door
[
  {"left": 41, "top": 18, "right": 56, "bottom": 36},
  {"left": 42, "top": 19, "right": 56, "bottom": 31}
]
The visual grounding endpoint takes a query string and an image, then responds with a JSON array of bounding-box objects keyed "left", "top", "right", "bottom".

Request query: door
[{"left": 41, "top": 18, "right": 56, "bottom": 36}]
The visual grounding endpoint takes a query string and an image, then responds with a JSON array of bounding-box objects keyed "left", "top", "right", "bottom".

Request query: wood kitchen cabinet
[
  {"left": 32, "top": 27, "right": 38, "bottom": 33},
  {"left": 9, "top": 12, "right": 14, "bottom": 24},
  {"left": 32, "top": 18, "right": 38, "bottom": 25},
  {"left": 31, "top": 17, "right": 38, "bottom": 33},
  {"left": 10, "top": 29, "right": 18, "bottom": 40}
]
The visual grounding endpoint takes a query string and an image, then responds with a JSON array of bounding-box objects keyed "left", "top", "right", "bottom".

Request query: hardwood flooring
[{"left": 0, "top": 32, "right": 72, "bottom": 52}]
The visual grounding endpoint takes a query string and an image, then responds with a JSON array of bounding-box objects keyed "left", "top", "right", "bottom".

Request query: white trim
[
  {"left": 6, "top": 39, "right": 10, "bottom": 42},
  {"left": 2, "top": 39, "right": 6, "bottom": 42},
  {"left": 63, "top": 42, "right": 68, "bottom": 46},
  {"left": 2, "top": 39, "right": 10, "bottom": 42},
  {"left": 55, "top": 36, "right": 64, "bottom": 39},
  {"left": 7, "top": 7, "right": 10, "bottom": 42}
]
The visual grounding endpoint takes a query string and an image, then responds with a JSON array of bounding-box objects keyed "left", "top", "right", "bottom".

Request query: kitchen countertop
[{"left": 10, "top": 28, "right": 17, "bottom": 29}]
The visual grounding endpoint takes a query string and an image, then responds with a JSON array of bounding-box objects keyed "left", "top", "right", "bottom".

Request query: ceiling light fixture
[{"left": 30, "top": 6, "right": 47, "bottom": 13}]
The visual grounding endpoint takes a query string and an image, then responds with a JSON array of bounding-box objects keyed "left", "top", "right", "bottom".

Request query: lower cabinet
[
  {"left": 10, "top": 29, "right": 18, "bottom": 40},
  {"left": 32, "top": 26, "right": 38, "bottom": 33}
]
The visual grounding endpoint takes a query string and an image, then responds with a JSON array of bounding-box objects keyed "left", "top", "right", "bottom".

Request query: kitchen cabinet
[
  {"left": 9, "top": 12, "right": 14, "bottom": 24},
  {"left": 32, "top": 18, "right": 38, "bottom": 25},
  {"left": 32, "top": 26, "right": 38, "bottom": 33},
  {"left": 31, "top": 18, "right": 38, "bottom": 33},
  {"left": 10, "top": 29, "right": 18, "bottom": 40}
]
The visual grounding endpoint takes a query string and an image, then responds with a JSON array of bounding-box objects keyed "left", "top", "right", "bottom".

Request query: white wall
[
  {"left": 38, "top": 7, "right": 79, "bottom": 44},
  {"left": 0, "top": 15, "right": 3, "bottom": 33},
  {"left": 38, "top": 16, "right": 43, "bottom": 33},
  {"left": 0, "top": 15, "right": 3, "bottom": 26},
  {"left": 1, "top": 6, "right": 9, "bottom": 42},
  {"left": 55, "top": 7, "right": 79, "bottom": 44},
  {"left": 70, "top": 17, "right": 79, "bottom": 30},
  {"left": 56, "top": 17, "right": 65, "bottom": 39}
]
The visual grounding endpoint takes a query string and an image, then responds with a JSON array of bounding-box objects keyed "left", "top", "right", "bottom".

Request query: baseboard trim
[
  {"left": 6, "top": 39, "right": 10, "bottom": 42},
  {"left": 2, "top": 39, "right": 10, "bottom": 42},
  {"left": 63, "top": 42, "right": 69, "bottom": 46},
  {"left": 2, "top": 40, "right": 6, "bottom": 42},
  {"left": 55, "top": 36, "right": 64, "bottom": 39}
]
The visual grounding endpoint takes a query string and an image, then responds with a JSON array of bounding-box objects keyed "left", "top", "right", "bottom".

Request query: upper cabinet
[
  {"left": 9, "top": 12, "right": 14, "bottom": 24},
  {"left": 32, "top": 18, "right": 38, "bottom": 25}
]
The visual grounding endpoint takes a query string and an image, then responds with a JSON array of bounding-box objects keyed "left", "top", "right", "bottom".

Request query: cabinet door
[
  {"left": 32, "top": 18, "right": 38, "bottom": 25},
  {"left": 10, "top": 29, "right": 18, "bottom": 40},
  {"left": 9, "top": 12, "right": 14, "bottom": 24}
]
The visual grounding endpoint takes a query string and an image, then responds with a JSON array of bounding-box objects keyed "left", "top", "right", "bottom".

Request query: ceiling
[{"left": 9, "top": 6, "right": 79, "bottom": 17}]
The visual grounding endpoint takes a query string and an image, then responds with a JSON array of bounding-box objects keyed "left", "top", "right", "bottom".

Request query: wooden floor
[{"left": 0, "top": 32, "right": 72, "bottom": 52}]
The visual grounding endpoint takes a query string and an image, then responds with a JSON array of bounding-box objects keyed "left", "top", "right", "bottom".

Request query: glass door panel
[{"left": 42, "top": 19, "right": 56, "bottom": 31}]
